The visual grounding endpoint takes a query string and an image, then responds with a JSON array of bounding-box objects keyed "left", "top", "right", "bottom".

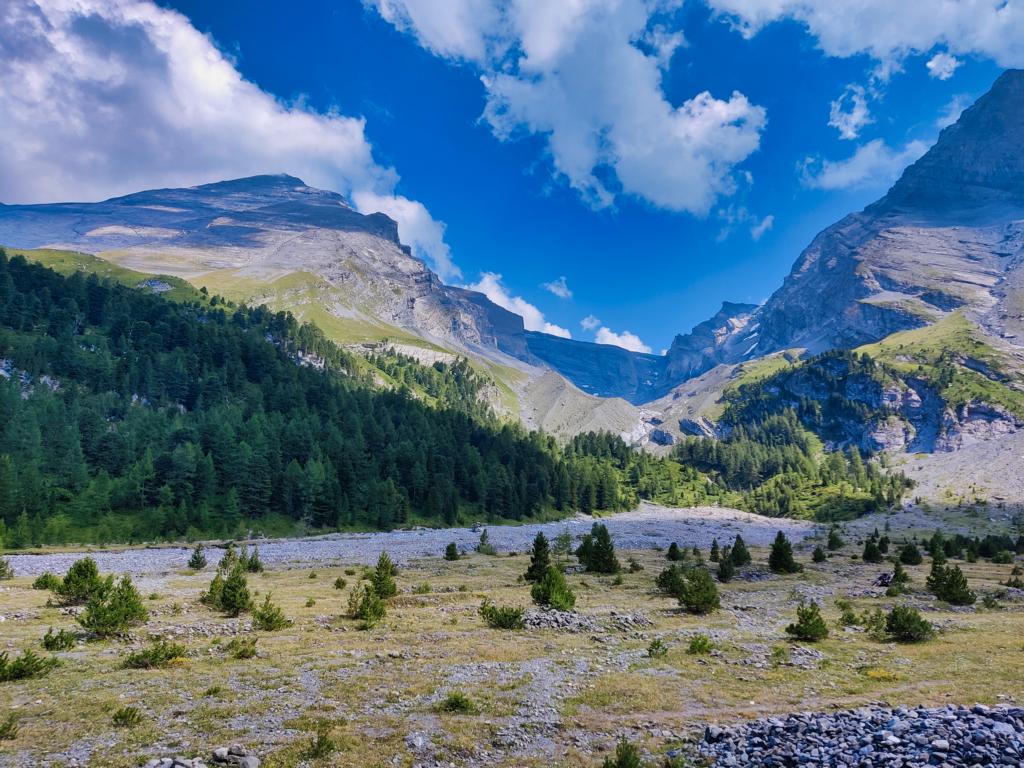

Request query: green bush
[
  {"left": 600, "top": 738, "right": 644, "bottom": 768},
  {"left": 78, "top": 576, "right": 148, "bottom": 636},
  {"left": 785, "top": 601, "right": 829, "bottom": 642},
  {"left": 302, "top": 726, "right": 337, "bottom": 759},
  {"left": 444, "top": 542, "right": 460, "bottom": 561},
  {"left": 827, "top": 526, "right": 844, "bottom": 551},
  {"left": 252, "top": 594, "right": 292, "bottom": 631},
  {"left": 0, "top": 558, "right": 12, "bottom": 580},
  {"left": 371, "top": 552, "right": 398, "bottom": 599},
  {"left": 656, "top": 565, "right": 685, "bottom": 596},
  {"left": 111, "top": 706, "right": 143, "bottom": 728},
  {"left": 687, "top": 634, "right": 714, "bottom": 655},
  {"left": 476, "top": 528, "right": 496, "bottom": 556},
  {"left": 220, "top": 568, "right": 252, "bottom": 616},
  {"left": 0, "top": 650, "right": 59, "bottom": 682},
  {"left": 41, "top": 627, "right": 77, "bottom": 651},
  {"left": 666, "top": 542, "right": 683, "bottom": 561},
  {"left": 677, "top": 568, "right": 720, "bottom": 615},
  {"left": 437, "top": 691, "right": 477, "bottom": 714},
  {"left": 647, "top": 638, "right": 668, "bottom": 658},
  {"left": 812, "top": 545, "right": 827, "bottom": 563},
  {"left": 835, "top": 598, "right": 859, "bottom": 627},
  {"left": 350, "top": 584, "right": 386, "bottom": 629},
  {"left": 709, "top": 539, "right": 720, "bottom": 562},
  {"left": 122, "top": 640, "right": 188, "bottom": 669},
  {"left": 333, "top": 576, "right": 347, "bottom": 590},
  {"left": 479, "top": 600, "right": 525, "bottom": 629},
  {"left": 992, "top": 550, "right": 1014, "bottom": 565},
  {"left": 862, "top": 538, "right": 884, "bottom": 564},
  {"left": 241, "top": 546, "right": 264, "bottom": 573},
  {"left": 769, "top": 531, "right": 803, "bottom": 574},
  {"left": 718, "top": 553, "right": 735, "bottom": 583},
  {"left": 188, "top": 545, "right": 207, "bottom": 570},
  {"left": 884, "top": 606, "right": 934, "bottom": 642},
  {"left": 32, "top": 572, "right": 61, "bottom": 591},
  {"left": 412, "top": 582, "right": 432, "bottom": 594},
  {"left": 225, "top": 636, "right": 257, "bottom": 659},
  {"left": 55, "top": 558, "right": 108, "bottom": 605},
  {"left": 0, "top": 712, "right": 18, "bottom": 741},
  {"left": 899, "top": 543, "right": 923, "bottom": 565},
  {"left": 531, "top": 565, "right": 576, "bottom": 611}
]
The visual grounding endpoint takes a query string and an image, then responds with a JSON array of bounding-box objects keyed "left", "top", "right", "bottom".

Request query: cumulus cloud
[
  {"left": 0, "top": 0, "right": 458, "bottom": 279},
  {"left": 595, "top": 327, "right": 652, "bottom": 354},
  {"left": 367, "top": 0, "right": 767, "bottom": 215},
  {"left": 468, "top": 272, "right": 571, "bottom": 338},
  {"left": 828, "top": 84, "right": 873, "bottom": 140},
  {"left": 541, "top": 275, "right": 573, "bottom": 299},
  {"left": 580, "top": 314, "right": 601, "bottom": 331},
  {"left": 801, "top": 139, "right": 929, "bottom": 191},
  {"left": 708, "top": 0, "right": 1024, "bottom": 72},
  {"left": 926, "top": 51, "right": 961, "bottom": 80}
]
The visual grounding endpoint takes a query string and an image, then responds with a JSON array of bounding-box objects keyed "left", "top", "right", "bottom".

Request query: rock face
[{"left": 0, "top": 174, "right": 526, "bottom": 354}]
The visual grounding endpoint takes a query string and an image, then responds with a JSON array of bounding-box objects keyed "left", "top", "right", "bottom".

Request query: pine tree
[
  {"left": 666, "top": 542, "right": 683, "bottom": 561},
  {"left": 677, "top": 568, "right": 720, "bottom": 614},
  {"left": 718, "top": 553, "right": 735, "bottom": 583},
  {"left": 862, "top": 537, "right": 884, "bottom": 564},
  {"left": 928, "top": 563, "right": 975, "bottom": 605},
  {"left": 730, "top": 534, "right": 751, "bottom": 567},
  {"left": 220, "top": 567, "right": 252, "bottom": 617},
  {"left": 928, "top": 531, "right": 947, "bottom": 565},
  {"left": 827, "top": 526, "right": 844, "bottom": 551},
  {"left": 785, "top": 601, "right": 829, "bottom": 642},
  {"left": 769, "top": 531, "right": 802, "bottom": 574},
  {"left": 78, "top": 575, "right": 148, "bottom": 636},
  {"left": 524, "top": 532, "right": 551, "bottom": 582},
  {"left": 709, "top": 538, "right": 720, "bottom": 562},
  {"left": 531, "top": 565, "right": 576, "bottom": 611},
  {"left": 578, "top": 523, "right": 620, "bottom": 574},
  {"left": 444, "top": 542, "right": 460, "bottom": 561},
  {"left": 812, "top": 545, "right": 827, "bottom": 563},
  {"left": 899, "top": 542, "right": 922, "bottom": 565},
  {"left": 188, "top": 545, "right": 207, "bottom": 570},
  {"left": 371, "top": 552, "right": 398, "bottom": 599}
]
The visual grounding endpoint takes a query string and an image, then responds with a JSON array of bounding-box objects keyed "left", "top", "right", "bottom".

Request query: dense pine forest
[{"left": 0, "top": 250, "right": 692, "bottom": 547}]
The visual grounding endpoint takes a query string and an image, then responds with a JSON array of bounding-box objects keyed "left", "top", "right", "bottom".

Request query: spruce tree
[
  {"left": 79, "top": 576, "right": 148, "bottom": 636},
  {"left": 579, "top": 523, "right": 620, "bottom": 574},
  {"left": 785, "top": 601, "right": 829, "bottom": 642},
  {"left": 709, "top": 538, "right": 720, "bottom": 562},
  {"left": 730, "top": 534, "right": 751, "bottom": 567},
  {"left": 769, "top": 531, "right": 802, "bottom": 574},
  {"left": 444, "top": 542, "right": 460, "bottom": 561},
  {"left": 525, "top": 532, "right": 551, "bottom": 582},
  {"left": 899, "top": 542, "right": 923, "bottom": 565},
  {"left": 928, "top": 531, "right": 947, "bottom": 565},
  {"left": 220, "top": 567, "right": 252, "bottom": 616},
  {"left": 862, "top": 538, "right": 884, "bottom": 564},
  {"left": 812, "top": 545, "right": 827, "bottom": 563},
  {"left": 928, "top": 563, "right": 975, "bottom": 605},
  {"left": 371, "top": 552, "right": 398, "bottom": 599},
  {"left": 718, "top": 555, "right": 735, "bottom": 583},
  {"left": 188, "top": 545, "right": 207, "bottom": 570},
  {"left": 666, "top": 542, "right": 682, "bottom": 561},
  {"left": 677, "top": 568, "right": 720, "bottom": 614}
]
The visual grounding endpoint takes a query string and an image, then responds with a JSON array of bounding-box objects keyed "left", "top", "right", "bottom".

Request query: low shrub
[
  {"left": 479, "top": 600, "right": 525, "bottom": 630},
  {"left": 78, "top": 576, "right": 148, "bottom": 636},
  {"left": 647, "top": 638, "right": 668, "bottom": 658},
  {"left": 437, "top": 691, "right": 478, "bottom": 714},
  {"left": 0, "top": 650, "right": 59, "bottom": 682},
  {"left": 111, "top": 706, "right": 143, "bottom": 728},
  {"left": 41, "top": 627, "right": 77, "bottom": 651},
  {"left": 32, "top": 572, "right": 61, "bottom": 591},
  {"left": 252, "top": 594, "right": 292, "bottom": 631},
  {"left": 0, "top": 558, "right": 12, "bottom": 580},
  {"left": 0, "top": 713, "right": 17, "bottom": 741},
  {"left": 687, "top": 634, "right": 714, "bottom": 655},
  {"left": 413, "top": 582, "right": 432, "bottom": 594},
  {"left": 444, "top": 542, "right": 460, "bottom": 561},
  {"left": 188, "top": 546, "right": 207, "bottom": 570},
  {"left": 333, "top": 577, "right": 347, "bottom": 590},
  {"left": 122, "top": 640, "right": 188, "bottom": 669},
  {"left": 303, "top": 725, "right": 336, "bottom": 759},
  {"left": 884, "top": 605, "right": 934, "bottom": 642},
  {"left": 225, "top": 636, "right": 257, "bottom": 660},
  {"left": 55, "top": 558, "right": 108, "bottom": 605},
  {"left": 530, "top": 565, "right": 576, "bottom": 611}
]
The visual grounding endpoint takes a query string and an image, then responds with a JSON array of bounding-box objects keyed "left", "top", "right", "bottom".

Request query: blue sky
[{"left": 0, "top": 1, "right": 1013, "bottom": 353}]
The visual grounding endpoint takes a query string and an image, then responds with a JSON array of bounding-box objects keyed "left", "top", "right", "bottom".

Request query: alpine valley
[{"left": 3, "top": 70, "right": 1024, "bottom": 517}]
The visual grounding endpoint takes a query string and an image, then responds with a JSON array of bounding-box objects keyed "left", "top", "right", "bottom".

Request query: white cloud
[
  {"left": 926, "top": 51, "right": 961, "bottom": 80},
  {"left": 749, "top": 213, "right": 774, "bottom": 241},
  {"left": 709, "top": 0, "right": 1024, "bottom": 72},
  {"left": 468, "top": 272, "right": 571, "bottom": 338},
  {"left": 541, "top": 275, "right": 573, "bottom": 299},
  {"left": 936, "top": 94, "right": 970, "bottom": 129},
  {"left": 595, "top": 326, "right": 652, "bottom": 353},
  {"left": 828, "top": 84, "right": 873, "bottom": 140},
  {"left": 0, "top": 0, "right": 458, "bottom": 279},
  {"left": 367, "top": 0, "right": 767, "bottom": 215},
  {"left": 801, "top": 139, "right": 929, "bottom": 191},
  {"left": 580, "top": 314, "right": 601, "bottom": 331}
]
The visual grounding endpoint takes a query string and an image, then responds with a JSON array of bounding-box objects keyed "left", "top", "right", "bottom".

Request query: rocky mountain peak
[{"left": 882, "top": 69, "right": 1024, "bottom": 212}]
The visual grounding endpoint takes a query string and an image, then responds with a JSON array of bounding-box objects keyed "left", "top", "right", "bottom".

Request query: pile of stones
[
  {"left": 522, "top": 608, "right": 600, "bottom": 632},
  {"left": 142, "top": 745, "right": 259, "bottom": 768},
  {"left": 695, "top": 704, "right": 1023, "bottom": 767}
]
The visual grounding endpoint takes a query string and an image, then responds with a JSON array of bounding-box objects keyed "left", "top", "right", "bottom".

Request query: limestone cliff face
[{"left": 0, "top": 174, "right": 526, "bottom": 353}]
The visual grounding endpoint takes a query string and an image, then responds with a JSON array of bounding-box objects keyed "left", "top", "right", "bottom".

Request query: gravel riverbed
[{"left": 3, "top": 502, "right": 817, "bottom": 576}]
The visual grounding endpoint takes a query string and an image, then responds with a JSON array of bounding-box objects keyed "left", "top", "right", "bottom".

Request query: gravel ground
[
  {"left": 696, "top": 703, "right": 1024, "bottom": 767},
  {"left": 3, "top": 502, "right": 817, "bottom": 577}
]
